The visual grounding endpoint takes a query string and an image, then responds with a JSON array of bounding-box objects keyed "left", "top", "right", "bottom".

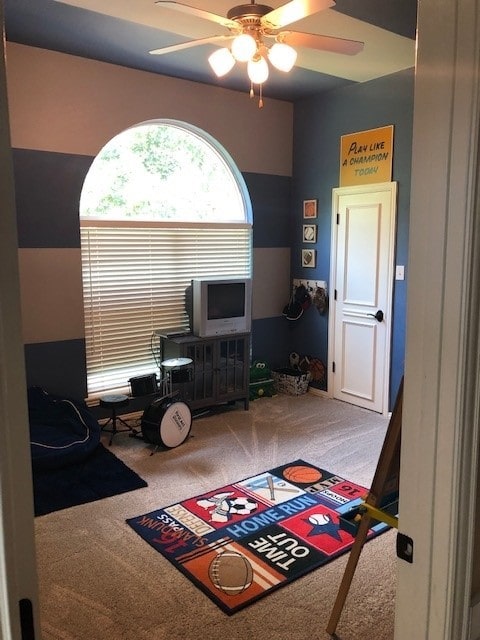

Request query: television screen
[
  {"left": 207, "top": 282, "right": 245, "bottom": 319},
  {"left": 191, "top": 277, "right": 251, "bottom": 337}
]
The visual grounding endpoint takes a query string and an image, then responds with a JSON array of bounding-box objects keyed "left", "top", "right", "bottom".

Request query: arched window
[{"left": 80, "top": 120, "right": 252, "bottom": 397}]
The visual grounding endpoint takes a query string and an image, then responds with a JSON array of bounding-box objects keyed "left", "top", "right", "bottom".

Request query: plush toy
[
  {"left": 249, "top": 360, "right": 274, "bottom": 400},
  {"left": 249, "top": 360, "right": 271, "bottom": 382}
]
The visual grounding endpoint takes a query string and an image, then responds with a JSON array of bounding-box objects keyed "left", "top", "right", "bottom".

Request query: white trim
[
  {"left": 328, "top": 181, "right": 397, "bottom": 416},
  {"left": 395, "top": 0, "right": 480, "bottom": 637},
  {"left": 79, "top": 120, "right": 254, "bottom": 398},
  {"left": 307, "top": 386, "right": 329, "bottom": 399},
  {"left": 80, "top": 219, "right": 251, "bottom": 229},
  {"left": 0, "top": 13, "right": 40, "bottom": 639}
]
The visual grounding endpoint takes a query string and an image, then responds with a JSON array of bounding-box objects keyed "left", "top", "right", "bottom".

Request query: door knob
[{"left": 368, "top": 310, "right": 384, "bottom": 322}]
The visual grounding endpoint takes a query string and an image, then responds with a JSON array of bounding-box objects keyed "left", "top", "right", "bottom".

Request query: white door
[{"left": 329, "top": 182, "right": 397, "bottom": 414}]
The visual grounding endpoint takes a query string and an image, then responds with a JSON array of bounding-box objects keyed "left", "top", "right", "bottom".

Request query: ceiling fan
[{"left": 150, "top": 0, "right": 364, "bottom": 106}]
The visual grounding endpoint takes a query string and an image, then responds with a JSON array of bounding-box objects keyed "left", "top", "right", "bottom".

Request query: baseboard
[{"left": 308, "top": 387, "right": 329, "bottom": 398}]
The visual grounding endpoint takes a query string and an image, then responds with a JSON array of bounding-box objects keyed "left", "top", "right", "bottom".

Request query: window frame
[{"left": 79, "top": 119, "right": 253, "bottom": 399}]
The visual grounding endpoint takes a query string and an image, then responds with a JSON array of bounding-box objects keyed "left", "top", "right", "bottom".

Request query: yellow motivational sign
[{"left": 340, "top": 125, "right": 394, "bottom": 186}]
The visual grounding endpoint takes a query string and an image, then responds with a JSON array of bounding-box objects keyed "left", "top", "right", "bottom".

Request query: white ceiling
[
  {"left": 5, "top": 0, "right": 417, "bottom": 101},
  {"left": 53, "top": 0, "right": 415, "bottom": 82}
]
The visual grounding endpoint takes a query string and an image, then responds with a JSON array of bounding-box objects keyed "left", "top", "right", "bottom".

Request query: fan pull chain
[{"left": 249, "top": 83, "right": 264, "bottom": 108}]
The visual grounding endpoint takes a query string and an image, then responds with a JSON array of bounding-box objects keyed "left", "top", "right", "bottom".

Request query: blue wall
[
  {"left": 11, "top": 46, "right": 414, "bottom": 408},
  {"left": 9, "top": 43, "right": 294, "bottom": 403},
  {"left": 244, "top": 172, "right": 294, "bottom": 370},
  {"left": 290, "top": 68, "right": 414, "bottom": 407},
  {"left": 13, "top": 149, "right": 292, "bottom": 399},
  {"left": 14, "top": 149, "right": 92, "bottom": 398}
]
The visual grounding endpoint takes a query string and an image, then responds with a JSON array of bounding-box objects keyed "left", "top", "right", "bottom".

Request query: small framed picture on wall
[
  {"left": 302, "top": 248, "right": 316, "bottom": 268},
  {"left": 303, "top": 224, "right": 317, "bottom": 243},
  {"left": 303, "top": 199, "right": 318, "bottom": 219}
]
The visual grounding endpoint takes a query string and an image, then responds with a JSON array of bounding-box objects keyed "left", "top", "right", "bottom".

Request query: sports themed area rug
[{"left": 126, "top": 459, "right": 388, "bottom": 615}]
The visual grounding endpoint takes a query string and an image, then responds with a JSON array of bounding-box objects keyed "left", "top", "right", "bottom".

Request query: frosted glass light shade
[
  {"left": 247, "top": 56, "right": 269, "bottom": 84},
  {"left": 231, "top": 33, "right": 256, "bottom": 62},
  {"left": 208, "top": 48, "right": 235, "bottom": 77},
  {"left": 268, "top": 43, "right": 297, "bottom": 72}
]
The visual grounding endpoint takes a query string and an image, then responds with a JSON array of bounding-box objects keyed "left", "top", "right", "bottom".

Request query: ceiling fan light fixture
[
  {"left": 247, "top": 55, "right": 269, "bottom": 84},
  {"left": 268, "top": 42, "right": 297, "bottom": 72},
  {"left": 231, "top": 33, "right": 257, "bottom": 62},
  {"left": 208, "top": 48, "right": 236, "bottom": 77},
  {"left": 150, "top": 0, "right": 364, "bottom": 107}
]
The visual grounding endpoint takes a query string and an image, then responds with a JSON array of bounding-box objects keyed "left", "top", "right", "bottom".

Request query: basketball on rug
[{"left": 126, "top": 459, "right": 389, "bottom": 615}]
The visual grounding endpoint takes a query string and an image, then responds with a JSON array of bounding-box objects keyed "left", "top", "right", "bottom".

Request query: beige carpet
[{"left": 34, "top": 392, "right": 396, "bottom": 640}]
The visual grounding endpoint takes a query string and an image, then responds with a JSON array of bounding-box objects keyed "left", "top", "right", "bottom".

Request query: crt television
[{"left": 192, "top": 277, "right": 252, "bottom": 337}]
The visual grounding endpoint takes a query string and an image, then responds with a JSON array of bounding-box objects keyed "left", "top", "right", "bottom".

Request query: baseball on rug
[{"left": 126, "top": 459, "right": 388, "bottom": 615}]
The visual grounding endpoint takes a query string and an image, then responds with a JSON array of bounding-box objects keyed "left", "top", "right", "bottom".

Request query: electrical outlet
[{"left": 395, "top": 265, "right": 405, "bottom": 280}]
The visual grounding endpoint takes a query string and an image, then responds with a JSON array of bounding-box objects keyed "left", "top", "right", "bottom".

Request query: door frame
[
  {"left": 1, "top": 2, "right": 479, "bottom": 640},
  {"left": 395, "top": 0, "right": 480, "bottom": 637},
  {"left": 0, "top": 8, "right": 41, "bottom": 639},
  {"left": 327, "top": 181, "right": 397, "bottom": 416}
]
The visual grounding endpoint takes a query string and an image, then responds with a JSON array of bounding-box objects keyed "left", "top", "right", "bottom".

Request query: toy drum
[
  {"left": 141, "top": 397, "right": 192, "bottom": 449},
  {"left": 161, "top": 357, "right": 193, "bottom": 384}
]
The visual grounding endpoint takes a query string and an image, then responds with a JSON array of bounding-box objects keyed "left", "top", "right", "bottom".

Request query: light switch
[{"left": 395, "top": 265, "right": 405, "bottom": 280}]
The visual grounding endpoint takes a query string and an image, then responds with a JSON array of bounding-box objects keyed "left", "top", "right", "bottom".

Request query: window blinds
[{"left": 80, "top": 223, "right": 252, "bottom": 396}]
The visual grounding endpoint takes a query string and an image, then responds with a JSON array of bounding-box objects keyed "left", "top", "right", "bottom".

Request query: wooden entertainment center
[{"left": 161, "top": 332, "right": 250, "bottom": 411}]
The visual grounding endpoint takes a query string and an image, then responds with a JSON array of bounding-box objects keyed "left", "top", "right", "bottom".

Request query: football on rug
[{"left": 126, "top": 459, "right": 388, "bottom": 614}]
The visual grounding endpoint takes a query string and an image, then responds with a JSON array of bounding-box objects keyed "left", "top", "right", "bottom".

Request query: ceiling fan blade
[
  {"left": 281, "top": 31, "right": 364, "bottom": 55},
  {"left": 262, "top": 0, "right": 335, "bottom": 30},
  {"left": 149, "top": 35, "right": 232, "bottom": 55},
  {"left": 155, "top": 1, "right": 238, "bottom": 29}
]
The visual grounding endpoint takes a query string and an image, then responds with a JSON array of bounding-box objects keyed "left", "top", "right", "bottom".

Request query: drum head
[
  {"left": 161, "top": 357, "right": 193, "bottom": 368},
  {"left": 141, "top": 399, "right": 192, "bottom": 449}
]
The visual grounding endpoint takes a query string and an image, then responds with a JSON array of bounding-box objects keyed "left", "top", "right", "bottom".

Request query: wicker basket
[{"left": 272, "top": 368, "right": 311, "bottom": 395}]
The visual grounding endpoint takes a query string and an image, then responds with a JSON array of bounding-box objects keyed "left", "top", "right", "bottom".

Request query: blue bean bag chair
[{"left": 28, "top": 387, "right": 101, "bottom": 471}]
